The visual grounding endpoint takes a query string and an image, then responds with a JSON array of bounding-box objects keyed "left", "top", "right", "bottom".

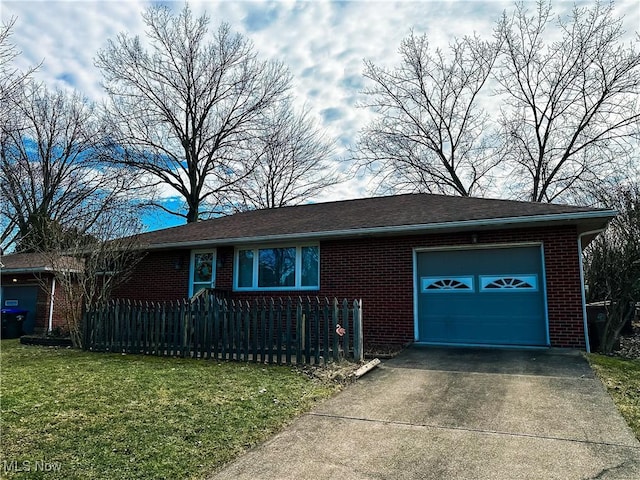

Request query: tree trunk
[
  {"left": 600, "top": 301, "right": 634, "bottom": 354},
  {"left": 186, "top": 204, "right": 199, "bottom": 223}
]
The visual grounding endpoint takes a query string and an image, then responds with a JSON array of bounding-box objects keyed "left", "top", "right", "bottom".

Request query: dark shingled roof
[
  {"left": 133, "top": 193, "right": 616, "bottom": 249},
  {"left": 0, "top": 252, "right": 83, "bottom": 273}
]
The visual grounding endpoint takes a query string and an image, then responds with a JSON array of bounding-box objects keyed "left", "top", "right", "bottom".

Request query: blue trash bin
[{"left": 1, "top": 308, "right": 28, "bottom": 339}]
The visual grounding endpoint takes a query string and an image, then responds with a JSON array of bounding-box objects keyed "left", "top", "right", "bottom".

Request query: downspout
[
  {"left": 48, "top": 276, "right": 56, "bottom": 333},
  {"left": 578, "top": 229, "right": 606, "bottom": 353}
]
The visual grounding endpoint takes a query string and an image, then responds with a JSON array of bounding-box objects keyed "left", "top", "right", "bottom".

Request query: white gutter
[
  {"left": 1, "top": 267, "right": 57, "bottom": 274},
  {"left": 1, "top": 267, "right": 81, "bottom": 275},
  {"left": 578, "top": 229, "right": 608, "bottom": 353},
  {"left": 142, "top": 209, "right": 618, "bottom": 251},
  {"left": 48, "top": 276, "right": 56, "bottom": 333}
]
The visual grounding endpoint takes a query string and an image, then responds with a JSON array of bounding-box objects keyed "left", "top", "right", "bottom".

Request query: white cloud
[
  {"left": 3, "top": 0, "right": 639, "bottom": 209},
  {"left": 3, "top": 1, "right": 148, "bottom": 98}
]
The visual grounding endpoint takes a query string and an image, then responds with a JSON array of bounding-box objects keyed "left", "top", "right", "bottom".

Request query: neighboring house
[
  {"left": 112, "top": 193, "right": 616, "bottom": 351},
  {"left": 0, "top": 253, "right": 82, "bottom": 335}
]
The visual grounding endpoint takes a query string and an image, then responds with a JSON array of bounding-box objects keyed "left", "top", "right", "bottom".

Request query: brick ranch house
[
  {"left": 0, "top": 253, "right": 81, "bottom": 335},
  {"left": 113, "top": 193, "right": 615, "bottom": 351}
]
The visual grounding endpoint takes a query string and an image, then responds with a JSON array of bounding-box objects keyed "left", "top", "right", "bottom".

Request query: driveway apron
[{"left": 209, "top": 347, "right": 640, "bottom": 480}]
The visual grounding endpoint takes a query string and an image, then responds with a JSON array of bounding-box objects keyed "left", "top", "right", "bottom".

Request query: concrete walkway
[{"left": 209, "top": 347, "right": 640, "bottom": 480}]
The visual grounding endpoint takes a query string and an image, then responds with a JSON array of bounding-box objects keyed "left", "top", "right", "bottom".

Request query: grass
[
  {"left": 588, "top": 353, "right": 640, "bottom": 440},
  {"left": 0, "top": 339, "right": 339, "bottom": 479}
]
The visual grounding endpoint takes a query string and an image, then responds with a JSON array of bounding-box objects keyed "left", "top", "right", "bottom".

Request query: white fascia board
[
  {"left": 1, "top": 267, "right": 53, "bottom": 274},
  {"left": 1, "top": 267, "right": 81, "bottom": 275},
  {"left": 143, "top": 209, "right": 618, "bottom": 251}
]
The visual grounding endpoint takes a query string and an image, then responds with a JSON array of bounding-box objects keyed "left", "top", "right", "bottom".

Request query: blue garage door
[
  {"left": 416, "top": 246, "right": 548, "bottom": 347},
  {"left": 2, "top": 286, "right": 39, "bottom": 334}
]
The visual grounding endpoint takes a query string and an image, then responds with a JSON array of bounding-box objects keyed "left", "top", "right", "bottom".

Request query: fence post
[
  {"left": 111, "top": 300, "right": 119, "bottom": 352},
  {"left": 222, "top": 299, "right": 230, "bottom": 360},
  {"left": 82, "top": 307, "right": 91, "bottom": 350},
  {"left": 332, "top": 298, "right": 340, "bottom": 362},
  {"left": 285, "top": 297, "right": 293, "bottom": 365},
  {"left": 353, "top": 299, "right": 363, "bottom": 362},
  {"left": 260, "top": 298, "right": 267, "bottom": 363},
  {"left": 322, "top": 298, "right": 331, "bottom": 364},
  {"left": 142, "top": 301, "right": 150, "bottom": 354},
  {"left": 296, "top": 298, "right": 303, "bottom": 364},
  {"left": 275, "top": 298, "right": 283, "bottom": 365},
  {"left": 224, "top": 297, "right": 231, "bottom": 360},
  {"left": 251, "top": 299, "right": 258, "bottom": 363},
  {"left": 267, "top": 298, "right": 275, "bottom": 364},
  {"left": 216, "top": 299, "right": 223, "bottom": 359},
  {"left": 192, "top": 297, "right": 200, "bottom": 359},
  {"left": 313, "top": 297, "right": 320, "bottom": 365},
  {"left": 235, "top": 300, "right": 243, "bottom": 361},
  {"left": 242, "top": 301, "right": 250, "bottom": 362},
  {"left": 151, "top": 301, "right": 158, "bottom": 356},
  {"left": 93, "top": 302, "right": 104, "bottom": 351},
  {"left": 202, "top": 296, "right": 211, "bottom": 360},
  {"left": 178, "top": 300, "right": 186, "bottom": 358},
  {"left": 341, "top": 299, "right": 350, "bottom": 359},
  {"left": 303, "top": 297, "right": 311, "bottom": 363},
  {"left": 127, "top": 300, "right": 133, "bottom": 353}
]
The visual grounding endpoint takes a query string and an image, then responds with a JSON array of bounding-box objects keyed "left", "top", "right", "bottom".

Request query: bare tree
[
  {"left": 35, "top": 214, "right": 145, "bottom": 348},
  {"left": 0, "top": 17, "right": 37, "bottom": 122},
  {"left": 96, "top": 4, "right": 292, "bottom": 223},
  {"left": 584, "top": 183, "right": 640, "bottom": 353},
  {"left": 357, "top": 2, "right": 639, "bottom": 203},
  {"left": 0, "top": 83, "right": 140, "bottom": 252},
  {"left": 1, "top": 17, "right": 38, "bottom": 243},
  {"left": 355, "top": 31, "right": 501, "bottom": 197},
  {"left": 495, "top": 0, "right": 640, "bottom": 203},
  {"left": 227, "top": 101, "right": 337, "bottom": 211}
]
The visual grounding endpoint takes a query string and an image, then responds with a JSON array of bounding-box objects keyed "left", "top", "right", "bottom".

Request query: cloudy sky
[{"left": 2, "top": 0, "right": 639, "bottom": 229}]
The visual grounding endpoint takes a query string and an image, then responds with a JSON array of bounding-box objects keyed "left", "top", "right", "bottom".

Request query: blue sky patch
[
  {"left": 243, "top": 6, "right": 279, "bottom": 32},
  {"left": 340, "top": 74, "right": 363, "bottom": 90},
  {"left": 321, "top": 107, "right": 343, "bottom": 122},
  {"left": 56, "top": 72, "right": 76, "bottom": 87}
]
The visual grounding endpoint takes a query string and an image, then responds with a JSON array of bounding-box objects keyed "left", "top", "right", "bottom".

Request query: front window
[
  {"left": 234, "top": 245, "right": 319, "bottom": 290},
  {"left": 301, "top": 246, "right": 319, "bottom": 287},
  {"left": 237, "top": 249, "right": 254, "bottom": 288},
  {"left": 190, "top": 250, "right": 216, "bottom": 296},
  {"left": 258, "top": 247, "right": 296, "bottom": 288}
]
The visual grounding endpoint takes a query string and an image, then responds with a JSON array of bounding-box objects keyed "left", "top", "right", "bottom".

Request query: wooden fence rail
[{"left": 83, "top": 296, "right": 363, "bottom": 365}]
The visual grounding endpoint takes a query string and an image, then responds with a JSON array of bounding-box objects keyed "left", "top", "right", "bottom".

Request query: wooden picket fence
[{"left": 83, "top": 296, "right": 363, "bottom": 365}]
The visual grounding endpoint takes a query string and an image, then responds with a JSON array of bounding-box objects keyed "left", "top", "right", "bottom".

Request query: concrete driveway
[{"left": 209, "top": 347, "right": 640, "bottom": 480}]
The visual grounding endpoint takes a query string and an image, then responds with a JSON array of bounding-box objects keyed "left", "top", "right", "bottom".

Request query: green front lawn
[
  {"left": 588, "top": 354, "right": 640, "bottom": 440},
  {"left": 0, "top": 340, "right": 339, "bottom": 479}
]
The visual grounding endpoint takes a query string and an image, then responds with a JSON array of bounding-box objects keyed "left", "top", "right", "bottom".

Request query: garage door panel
[
  {"left": 2, "top": 286, "right": 39, "bottom": 334},
  {"left": 417, "top": 246, "right": 548, "bottom": 347},
  {"left": 422, "top": 296, "right": 546, "bottom": 345},
  {"left": 425, "top": 316, "right": 543, "bottom": 345},
  {"left": 417, "top": 248, "right": 541, "bottom": 276}
]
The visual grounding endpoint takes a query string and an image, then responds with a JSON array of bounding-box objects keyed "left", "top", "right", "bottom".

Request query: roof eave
[
  {"left": 1, "top": 267, "right": 82, "bottom": 275},
  {"left": 140, "top": 210, "right": 618, "bottom": 251},
  {"left": 1, "top": 266, "right": 54, "bottom": 275}
]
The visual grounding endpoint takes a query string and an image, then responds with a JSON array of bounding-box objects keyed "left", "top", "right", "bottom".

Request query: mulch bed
[{"left": 20, "top": 335, "right": 73, "bottom": 347}]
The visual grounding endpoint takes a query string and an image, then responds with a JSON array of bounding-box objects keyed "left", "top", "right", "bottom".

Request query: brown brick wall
[
  {"left": 115, "top": 226, "right": 586, "bottom": 349},
  {"left": 111, "top": 249, "right": 191, "bottom": 301}
]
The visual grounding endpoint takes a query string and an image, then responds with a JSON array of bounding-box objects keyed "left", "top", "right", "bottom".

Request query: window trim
[
  {"left": 233, "top": 243, "right": 320, "bottom": 291},
  {"left": 421, "top": 276, "right": 475, "bottom": 293},
  {"left": 189, "top": 249, "right": 217, "bottom": 297},
  {"left": 479, "top": 274, "right": 538, "bottom": 292}
]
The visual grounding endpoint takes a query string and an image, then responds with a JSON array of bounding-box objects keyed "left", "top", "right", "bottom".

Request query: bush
[{"left": 585, "top": 185, "right": 640, "bottom": 353}]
